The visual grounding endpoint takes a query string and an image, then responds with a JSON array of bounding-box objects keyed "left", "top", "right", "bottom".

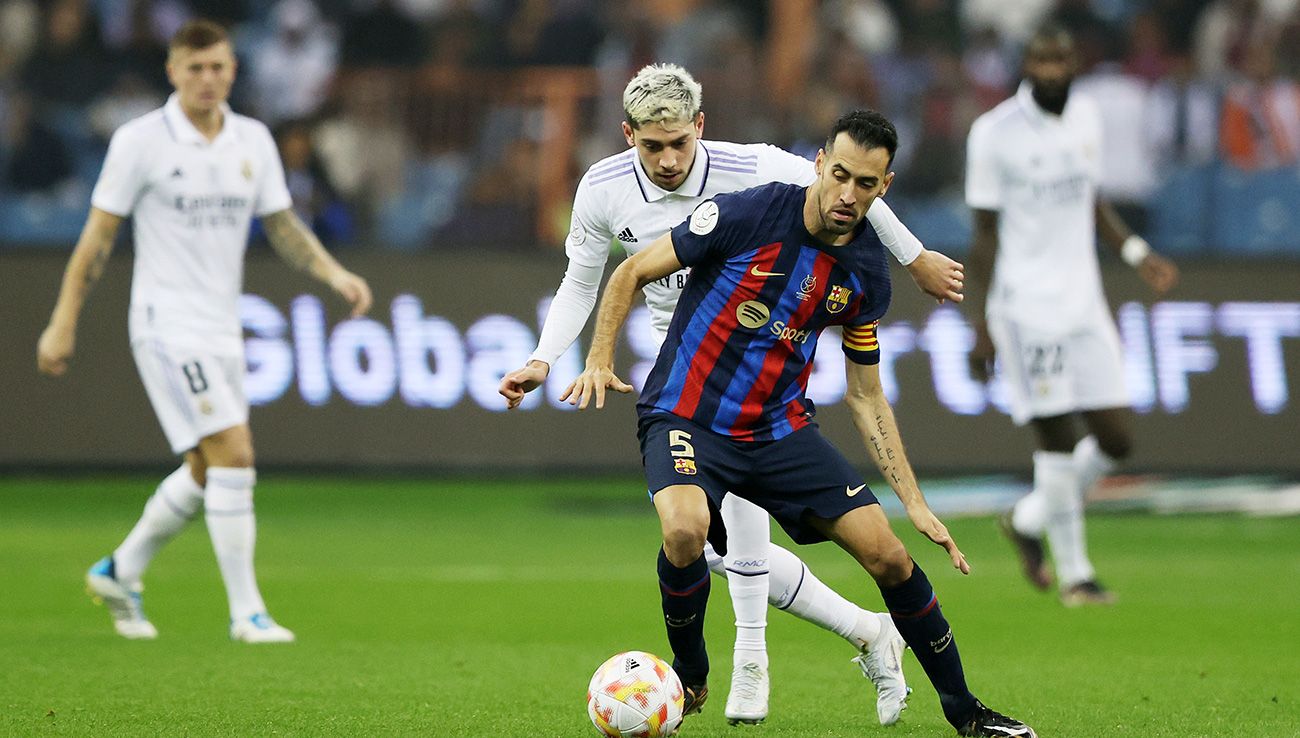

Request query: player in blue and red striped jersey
[{"left": 565, "top": 110, "right": 1036, "bottom": 737}]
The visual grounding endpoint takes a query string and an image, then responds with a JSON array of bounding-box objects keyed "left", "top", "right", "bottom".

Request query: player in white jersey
[
  {"left": 964, "top": 25, "right": 1177, "bottom": 606},
  {"left": 500, "top": 64, "right": 964, "bottom": 726},
  {"left": 36, "top": 20, "right": 372, "bottom": 643}
]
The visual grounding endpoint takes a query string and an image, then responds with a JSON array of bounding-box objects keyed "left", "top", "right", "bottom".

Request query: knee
[
  {"left": 662, "top": 517, "right": 709, "bottom": 567},
  {"left": 860, "top": 538, "right": 912, "bottom": 588}
]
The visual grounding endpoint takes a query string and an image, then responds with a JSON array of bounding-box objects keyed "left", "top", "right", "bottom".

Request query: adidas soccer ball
[{"left": 586, "top": 651, "right": 684, "bottom": 737}]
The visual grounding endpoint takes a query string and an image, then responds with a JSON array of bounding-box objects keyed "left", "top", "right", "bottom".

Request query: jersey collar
[
  {"left": 633, "top": 140, "right": 710, "bottom": 202},
  {"left": 1017, "top": 80, "right": 1064, "bottom": 128},
  {"left": 163, "top": 93, "right": 237, "bottom": 146}
]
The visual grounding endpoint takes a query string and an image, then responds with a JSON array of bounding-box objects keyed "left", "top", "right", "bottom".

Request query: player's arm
[
  {"left": 866, "top": 199, "right": 964, "bottom": 303},
  {"left": 37, "top": 207, "right": 124, "bottom": 376},
  {"left": 498, "top": 258, "right": 604, "bottom": 409},
  {"left": 561, "top": 233, "right": 683, "bottom": 410},
  {"left": 843, "top": 357, "right": 970, "bottom": 574},
  {"left": 965, "top": 208, "right": 999, "bottom": 382},
  {"left": 261, "top": 208, "right": 372, "bottom": 317},
  {"left": 1094, "top": 200, "right": 1178, "bottom": 294}
]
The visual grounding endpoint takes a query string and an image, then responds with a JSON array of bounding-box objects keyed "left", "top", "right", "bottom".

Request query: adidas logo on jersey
[{"left": 616, "top": 227, "right": 638, "bottom": 243}]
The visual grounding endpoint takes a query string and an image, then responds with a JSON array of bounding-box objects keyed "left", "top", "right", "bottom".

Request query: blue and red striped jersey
[{"left": 637, "top": 182, "right": 891, "bottom": 441}]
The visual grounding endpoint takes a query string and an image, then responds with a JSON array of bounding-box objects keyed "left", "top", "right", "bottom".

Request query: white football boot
[
  {"left": 230, "top": 613, "right": 296, "bottom": 643},
  {"left": 724, "top": 659, "right": 769, "bottom": 725},
  {"left": 85, "top": 557, "right": 158, "bottom": 640},
  {"left": 851, "top": 613, "right": 911, "bottom": 725}
]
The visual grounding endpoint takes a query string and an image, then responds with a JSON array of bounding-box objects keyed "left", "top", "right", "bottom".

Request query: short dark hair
[
  {"left": 170, "top": 19, "right": 229, "bottom": 52},
  {"left": 1027, "top": 21, "right": 1074, "bottom": 53},
  {"left": 825, "top": 109, "right": 898, "bottom": 166}
]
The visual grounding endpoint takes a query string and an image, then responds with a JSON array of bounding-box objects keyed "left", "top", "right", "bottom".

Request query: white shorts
[
  {"left": 987, "top": 312, "right": 1129, "bottom": 426},
  {"left": 131, "top": 341, "right": 248, "bottom": 454}
]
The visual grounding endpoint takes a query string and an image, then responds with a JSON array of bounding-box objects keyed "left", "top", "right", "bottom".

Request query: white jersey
[
  {"left": 965, "top": 82, "right": 1107, "bottom": 333},
  {"left": 531, "top": 139, "right": 923, "bottom": 365},
  {"left": 92, "top": 94, "right": 292, "bottom": 354}
]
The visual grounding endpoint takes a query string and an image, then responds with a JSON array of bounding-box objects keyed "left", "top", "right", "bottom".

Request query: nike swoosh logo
[
  {"left": 846, "top": 484, "right": 866, "bottom": 497},
  {"left": 750, "top": 266, "right": 785, "bottom": 277}
]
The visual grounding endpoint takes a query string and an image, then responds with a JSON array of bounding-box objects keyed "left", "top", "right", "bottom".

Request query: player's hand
[
  {"left": 37, "top": 322, "right": 76, "bottom": 377},
  {"left": 330, "top": 269, "right": 373, "bottom": 317},
  {"left": 907, "top": 505, "right": 971, "bottom": 574},
  {"left": 968, "top": 320, "right": 996, "bottom": 383},
  {"left": 560, "top": 364, "right": 632, "bottom": 410},
  {"left": 1138, "top": 253, "right": 1178, "bottom": 295},
  {"left": 906, "top": 249, "right": 964, "bottom": 304},
  {"left": 499, "top": 360, "right": 550, "bottom": 410}
]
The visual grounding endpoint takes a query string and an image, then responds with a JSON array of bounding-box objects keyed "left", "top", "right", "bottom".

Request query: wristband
[{"left": 1121, "top": 235, "right": 1151, "bottom": 267}]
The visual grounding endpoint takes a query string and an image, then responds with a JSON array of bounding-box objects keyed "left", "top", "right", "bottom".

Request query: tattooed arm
[
  {"left": 844, "top": 357, "right": 970, "bottom": 573},
  {"left": 260, "top": 208, "right": 372, "bottom": 317},
  {"left": 37, "top": 208, "right": 124, "bottom": 376}
]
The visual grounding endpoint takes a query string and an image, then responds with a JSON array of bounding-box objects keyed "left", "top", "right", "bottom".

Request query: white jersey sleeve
[
  {"left": 91, "top": 125, "right": 148, "bottom": 217},
  {"left": 965, "top": 115, "right": 1002, "bottom": 211},
  {"left": 252, "top": 123, "right": 293, "bottom": 216},
  {"left": 563, "top": 175, "right": 616, "bottom": 268},
  {"left": 528, "top": 259, "right": 604, "bottom": 367},
  {"left": 756, "top": 143, "right": 817, "bottom": 186},
  {"left": 865, "top": 198, "right": 922, "bottom": 265},
  {"left": 530, "top": 174, "right": 617, "bottom": 366}
]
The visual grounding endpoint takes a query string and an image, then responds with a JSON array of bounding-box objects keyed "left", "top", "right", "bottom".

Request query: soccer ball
[{"left": 586, "top": 651, "right": 684, "bottom": 737}]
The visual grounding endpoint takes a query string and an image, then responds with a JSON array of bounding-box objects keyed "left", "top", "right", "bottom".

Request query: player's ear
[
  {"left": 622, "top": 121, "right": 636, "bottom": 148},
  {"left": 694, "top": 111, "right": 704, "bottom": 137},
  {"left": 878, "top": 171, "right": 895, "bottom": 197},
  {"left": 814, "top": 149, "right": 825, "bottom": 176}
]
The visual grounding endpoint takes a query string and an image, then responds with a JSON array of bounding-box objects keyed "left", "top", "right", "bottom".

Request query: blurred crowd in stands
[{"left": 2, "top": 0, "right": 1299, "bottom": 256}]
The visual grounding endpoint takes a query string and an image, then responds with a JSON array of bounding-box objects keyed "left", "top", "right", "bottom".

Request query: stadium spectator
[
  {"left": 340, "top": 0, "right": 425, "bottom": 68},
  {"left": 1219, "top": 40, "right": 1300, "bottom": 170},
  {"left": 274, "top": 118, "right": 354, "bottom": 245},
  {"left": 1146, "top": 52, "right": 1221, "bottom": 174},
  {"left": 20, "top": 0, "right": 112, "bottom": 108},
  {"left": 2, "top": 92, "right": 75, "bottom": 193},
  {"left": 249, "top": 0, "right": 338, "bottom": 125}
]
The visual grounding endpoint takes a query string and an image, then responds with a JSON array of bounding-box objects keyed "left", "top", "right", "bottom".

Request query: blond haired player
[
  {"left": 37, "top": 19, "right": 371, "bottom": 643},
  {"left": 501, "top": 64, "right": 964, "bottom": 725}
]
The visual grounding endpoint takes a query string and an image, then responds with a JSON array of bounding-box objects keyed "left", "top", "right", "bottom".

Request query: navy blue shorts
[{"left": 637, "top": 412, "right": 880, "bottom": 545}]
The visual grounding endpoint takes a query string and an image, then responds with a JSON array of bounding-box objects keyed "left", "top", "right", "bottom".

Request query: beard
[{"left": 1032, "top": 80, "right": 1071, "bottom": 115}]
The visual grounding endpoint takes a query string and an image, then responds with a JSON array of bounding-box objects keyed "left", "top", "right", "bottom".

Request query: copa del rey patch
[{"left": 689, "top": 201, "right": 719, "bottom": 235}]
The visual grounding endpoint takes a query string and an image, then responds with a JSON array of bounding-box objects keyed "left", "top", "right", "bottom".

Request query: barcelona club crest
[
  {"left": 826, "top": 285, "right": 852, "bottom": 314},
  {"left": 674, "top": 458, "right": 697, "bottom": 475}
]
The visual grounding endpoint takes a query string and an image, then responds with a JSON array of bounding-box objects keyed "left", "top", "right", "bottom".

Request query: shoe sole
[{"left": 725, "top": 716, "right": 766, "bottom": 726}]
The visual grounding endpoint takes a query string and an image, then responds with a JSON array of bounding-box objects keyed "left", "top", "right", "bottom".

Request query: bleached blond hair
[{"left": 622, "top": 63, "right": 703, "bottom": 129}]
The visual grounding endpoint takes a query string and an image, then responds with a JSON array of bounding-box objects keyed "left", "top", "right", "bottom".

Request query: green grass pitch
[{"left": 1, "top": 476, "right": 1297, "bottom": 737}]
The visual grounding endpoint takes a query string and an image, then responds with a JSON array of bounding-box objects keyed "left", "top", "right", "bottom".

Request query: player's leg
[
  {"left": 197, "top": 423, "right": 293, "bottom": 643},
  {"left": 811, "top": 506, "right": 1035, "bottom": 736},
  {"left": 653, "top": 484, "right": 714, "bottom": 712},
  {"left": 716, "top": 493, "right": 771, "bottom": 723},
  {"left": 86, "top": 343, "right": 209, "bottom": 639},
  {"left": 640, "top": 414, "right": 742, "bottom": 716},
  {"left": 112, "top": 460, "right": 206, "bottom": 588}
]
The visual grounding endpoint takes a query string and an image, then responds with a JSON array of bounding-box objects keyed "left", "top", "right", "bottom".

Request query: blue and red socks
[
  {"left": 878, "top": 562, "right": 977, "bottom": 727},
  {"left": 658, "top": 548, "right": 711, "bottom": 686}
]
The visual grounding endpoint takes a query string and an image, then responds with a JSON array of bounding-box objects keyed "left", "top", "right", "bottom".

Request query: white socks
[
  {"left": 204, "top": 467, "right": 267, "bottom": 621},
  {"left": 1074, "top": 435, "right": 1117, "bottom": 499},
  {"left": 114, "top": 465, "right": 205, "bottom": 585},
  {"left": 704, "top": 495, "right": 885, "bottom": 653},
  {"left": 1033, "top": 450, "right": 1095, "bottom": 587},
  {"left": 720, "top": 495, "right": 769, "bottom": 661},
  {"left": 769, "top": 545, "right": 882, "bottom": 648}
]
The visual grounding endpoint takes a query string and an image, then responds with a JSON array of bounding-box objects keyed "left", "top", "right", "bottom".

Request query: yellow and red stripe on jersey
[{"left": 842, "top": 321, "right": 880, "bottom": 352}]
